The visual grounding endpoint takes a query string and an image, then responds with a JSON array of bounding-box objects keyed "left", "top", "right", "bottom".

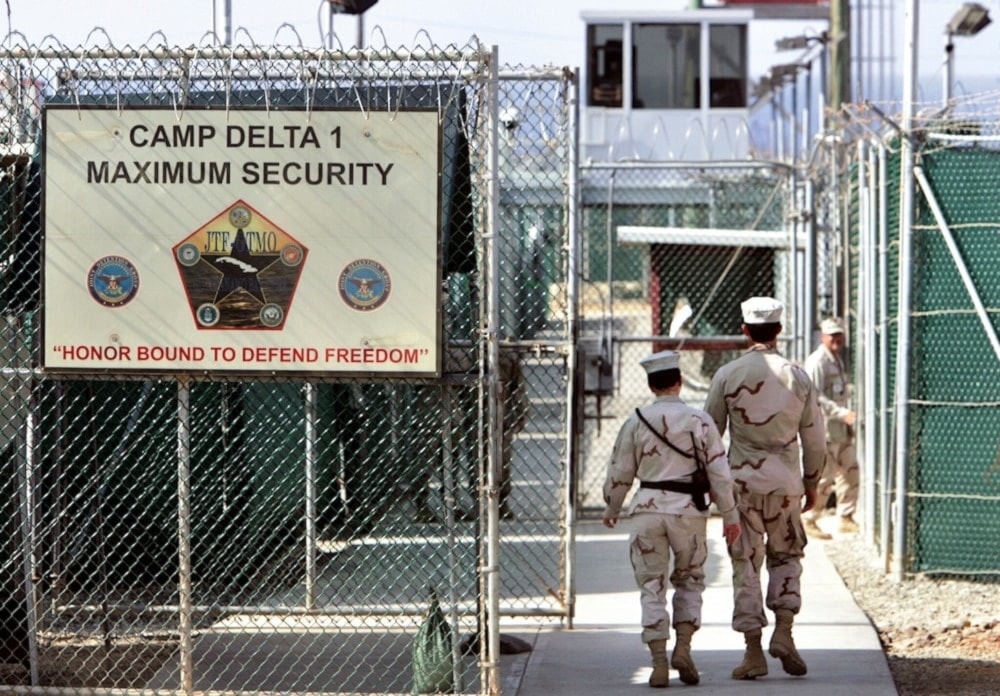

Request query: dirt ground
[{"left": 827, "top": 535, "right": 1000, "bottom": 696}]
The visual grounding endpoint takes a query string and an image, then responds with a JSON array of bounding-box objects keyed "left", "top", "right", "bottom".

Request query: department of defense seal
[
  {"left": 338, "top": 259, "right": 391, "bottom": 312},
  {"left": 87, "top": 256, "right": 140, "bottom": 308}
]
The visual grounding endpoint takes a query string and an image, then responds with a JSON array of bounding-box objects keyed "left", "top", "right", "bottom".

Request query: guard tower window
[
  {"left": 633, "top": 23, "right": 700, "bottom": 109},
  {"left": 587, "top": 23, "right": 623, "bottom": 107},
  {"left": 709, "top": 24, "right": 747, "bottom": 107}
]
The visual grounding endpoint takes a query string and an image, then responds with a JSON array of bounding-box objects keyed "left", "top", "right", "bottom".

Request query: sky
[{"left": 4, "top": 0, "right": 999, "bottom": 98}]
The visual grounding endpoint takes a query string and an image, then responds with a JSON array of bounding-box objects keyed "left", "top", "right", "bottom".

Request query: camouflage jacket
[
  {"left": 704, "top": 344, "right": 826, "bottom": 496},
  {"left": 803, "top": 343, "right": 854, "bottom": 444},
  {"left": 603, "top": 394, "right": 738, "bottom": 524}
]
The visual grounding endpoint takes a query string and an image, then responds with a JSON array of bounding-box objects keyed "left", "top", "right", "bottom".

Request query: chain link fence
[
  {"left": 844, "top": 93, "right": 1000, "bottom": 578},
  {"left": 573, "top": 161, "right": 802, "bottom": 511},
  {"left": 0, "top": 37, "right": 576, "bottom": 695}
]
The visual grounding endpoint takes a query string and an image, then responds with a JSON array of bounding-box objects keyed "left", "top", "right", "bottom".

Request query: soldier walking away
[
  {"left": 603, "top": 350, "right": 741, "bottom": 688},
  {"left": 802, "top": 317, "right": 861, "bottom": 538},
  {"left": 704, "top": 297, "right": 826, "bottom": 680}
]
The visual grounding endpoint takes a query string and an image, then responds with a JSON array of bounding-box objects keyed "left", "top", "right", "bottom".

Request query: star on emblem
[{"left": 208, "top": 229, "right": 279, "bottom": 304}]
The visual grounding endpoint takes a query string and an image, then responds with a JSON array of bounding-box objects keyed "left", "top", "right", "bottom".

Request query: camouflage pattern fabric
[
  {"left": 803, "top": 343, "right": 860, "bottom": 519},
  {"left": 603, "top": 395, "right": 738, "bottom": 523},
  {"left": 629, "top": 514, "right": 707, "bottom": 642},
  {"left": 704, "top": 344, "right": 825, "bottom": 632},
  {"left": 603, "top": 394, "right": 738, "bottom": 643}
]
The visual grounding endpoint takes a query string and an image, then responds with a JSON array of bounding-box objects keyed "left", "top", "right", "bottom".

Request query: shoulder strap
[
  {"left": 634, "top": 408, "right": 692, "bottom": 459},
  {"left": 635, "top": 408, "right": 707, "bottom": 475}
]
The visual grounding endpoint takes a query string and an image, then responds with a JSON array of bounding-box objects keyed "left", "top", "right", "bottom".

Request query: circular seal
[
  {"left": 280, "top": 244, "right": 305, "bottom": 267},
  {"left": 338, "top": 259, "right": 391, "bottom": 312},
  {"left": 87, "top": 256, "right": 140, "bottom": 308},
  {"left": 259, "top": 303, "right": 284, "bottom": 327},
  {"left": 229, "top": 205, "right": 251, "bottom": 229},
  {"left": 196, "top": 303, "right": 221, "bottom": 327},
  {"left": 176, "top": 243, "right": 201, "bottom": 267}
]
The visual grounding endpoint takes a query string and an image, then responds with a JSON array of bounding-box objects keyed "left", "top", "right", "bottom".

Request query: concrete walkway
[{"left": 501, "top": 516, "right": 896, "bottom": 695}]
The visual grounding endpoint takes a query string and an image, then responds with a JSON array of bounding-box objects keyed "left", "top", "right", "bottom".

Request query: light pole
[
  {"left": 775, "top": 31, "right": 830, "bottom": 120},
  {"left": 943, "top": 2, "right": 991, "bottom": 105},
  {"left": 328, "top": 0, "right": 379, "bottom": 50},
  {"left": 770, "top": 62, "right": 805, "bottom": 163}
]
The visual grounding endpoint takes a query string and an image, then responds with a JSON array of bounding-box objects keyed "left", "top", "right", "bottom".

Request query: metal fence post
[{"left": 177, "top": 376, "right": 194, "bottom": 695}]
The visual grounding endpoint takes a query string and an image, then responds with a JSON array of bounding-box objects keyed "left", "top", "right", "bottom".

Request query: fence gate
[
  {"left": 0, "top": 38, "right": 577, "bottom": 696},
  {"left": 573, "top": 161, "right": 802, "bottom": 512}
]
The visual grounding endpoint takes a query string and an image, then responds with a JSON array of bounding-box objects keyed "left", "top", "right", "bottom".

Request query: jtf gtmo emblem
[{"left": 173, "top": 200, "right": 308, "bottom": 330}]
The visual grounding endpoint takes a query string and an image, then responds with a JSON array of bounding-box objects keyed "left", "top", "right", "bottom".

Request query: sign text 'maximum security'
[
  {"left": 84, "top": 123, "right": 396, "bottom": 185},
  {"left": 86, "top": 160, "right": 394, "bottom": 186}
]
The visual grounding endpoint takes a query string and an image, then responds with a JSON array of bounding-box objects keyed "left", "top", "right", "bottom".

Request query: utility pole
[{"left": 829, "top": 0, "right": 850, "bottom": 111}]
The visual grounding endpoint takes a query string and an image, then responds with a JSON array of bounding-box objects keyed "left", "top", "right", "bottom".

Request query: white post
[
  {"left": 484, "top": 44, "right": 502, "bottom": 696},
  {"left": 943, "top": 32, "right": 954, "bottom": 106},
  {"left": 304, "top": 384, "right": 317, "bottom": 610},
  {"left": 892, "top": 0, "right": 919, "bottom": 583},
  {"left": 176, "top": 377, "right": 194, "bottom": 694}
]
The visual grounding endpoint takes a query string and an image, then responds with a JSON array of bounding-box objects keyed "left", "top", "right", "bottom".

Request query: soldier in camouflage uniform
[
  {"left": 603, "top": 350, "right": 741, "bottom": 688},
  {"left": 802, "top": 317, "right": 860, "bottom": 538},
  {"left": 704, "top": 297, "right": 826, "bottom": 680}
]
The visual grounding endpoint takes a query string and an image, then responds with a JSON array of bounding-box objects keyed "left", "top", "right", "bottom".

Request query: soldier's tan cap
[
  {"left": 820, "top": 317, "right": 845, "bottom": 335},
  {"left": 741, "top": 296, "right": 784, "bottom": 324},
  {"left": 640, "top": 349, "right": 680, "bottom": 374}
]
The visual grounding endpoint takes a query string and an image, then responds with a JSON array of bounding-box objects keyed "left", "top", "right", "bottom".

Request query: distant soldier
[
  {"left": 704, "top": 297, "right": 826, "bottom": 680},
  {"left": 603, "top": 350, "right": 741, "bottom": 688},
  {"left": 802, "top": 317, "right": 860, "bottom": 538}
]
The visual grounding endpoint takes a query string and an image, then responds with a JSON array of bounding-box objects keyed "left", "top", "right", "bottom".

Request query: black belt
[{"left": 640, "top": 479, "right": 699, "bottom": 494}]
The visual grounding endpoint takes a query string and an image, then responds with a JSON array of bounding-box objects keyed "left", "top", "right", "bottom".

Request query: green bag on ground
[{"left": 411, "top": 587, "right": 455, "bottom": 695}]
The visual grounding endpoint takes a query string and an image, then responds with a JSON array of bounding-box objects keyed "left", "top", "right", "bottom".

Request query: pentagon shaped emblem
[{"left": 173, "top": 200, "right": 308, "bottom": 330}]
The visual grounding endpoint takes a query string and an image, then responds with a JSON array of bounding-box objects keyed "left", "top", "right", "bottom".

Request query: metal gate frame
[{"left": 0, "top": 41, "right": 579, "bottom": 696}]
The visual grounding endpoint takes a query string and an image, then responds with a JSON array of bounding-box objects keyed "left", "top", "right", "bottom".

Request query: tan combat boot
[
  {"left": 804, "top": 518, "right": 832, "bottom": 540},
  {"left": 838, "top": 515, "right": 860, "bottom": 534},
  {"left": 647, "top": 638, "right": 670, "bottom": 688},
  {"left": 731, "top": 628, "right": 768, "bottom": 680},
  {"left": 769, "top": 608, "right": 808, "bottom": 676},
  {"left": 671, "top": 622, "right": 699, "bottom": 685}
]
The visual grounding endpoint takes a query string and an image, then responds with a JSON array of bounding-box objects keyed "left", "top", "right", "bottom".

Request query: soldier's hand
[
  {"left": 802, "top": 488, "right": 818, "bottom": 513},
  {"left": 844, "top": 410, "right": 857, "bottom": 426},
  {"left": 722, "top": 522, "right": 741, "bottom": 545},
  {"left": 602, "top": 513, "right": 617, "bottom": 529}
]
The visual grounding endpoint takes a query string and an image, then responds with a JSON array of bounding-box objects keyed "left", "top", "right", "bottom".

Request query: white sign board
[{"left": 43, "top": 106, "right": 441, "bottom": 375}]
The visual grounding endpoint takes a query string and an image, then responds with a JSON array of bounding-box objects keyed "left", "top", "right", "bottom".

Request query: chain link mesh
[
  {"left": 844, "top": 90, "right": 1000, "bottom": 577},
  {"left": 574, "top": 162, "right": 798, "bottom": 511},
  {"left": 0, "top": 37, "right": 576, "bottom": 695}
]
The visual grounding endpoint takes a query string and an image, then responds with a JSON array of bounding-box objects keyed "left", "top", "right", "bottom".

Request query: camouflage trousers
[
  {"left": 729, "top": 491, "right": 806, "bottom": 633},
  {"left": 805, "top": 440, "right": 860, "bottom": 520},
  {"left": 628, "top": 513, "right": 708, "bottom": 643}
]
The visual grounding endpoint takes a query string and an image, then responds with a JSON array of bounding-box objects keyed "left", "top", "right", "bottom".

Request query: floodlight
[
  {"left": 776, "top": 32, "right": 829, "bottom": 52},
  {"left": 329, "top": 0, "right": 379, "bottom": 15},
  {"left": 943, "top": 3, "right": 992, "bottom": 105},
  {"left": 775, "top": 36, "right": 809, "bottom": 51},
  {"left": 947, "top": 3, "right": 991, "bottom": 37}
]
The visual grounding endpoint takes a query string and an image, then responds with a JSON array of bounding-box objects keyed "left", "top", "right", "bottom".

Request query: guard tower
[{"left": 581, "top": 8, "right": 753, "bottom": 162}]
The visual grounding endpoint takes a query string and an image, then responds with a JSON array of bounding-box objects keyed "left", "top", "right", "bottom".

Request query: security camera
[{"left": 499, "top": 106, "right": 520, "bottom": 131}]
